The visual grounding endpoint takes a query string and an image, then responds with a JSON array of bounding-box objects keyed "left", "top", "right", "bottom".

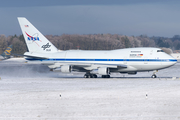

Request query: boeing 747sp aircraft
[
  {"left": 0, "top": 45, "right": 13, "bottom": 60},
  {"left": 18, "top": 17, "right": 177, "bottom": 78}
]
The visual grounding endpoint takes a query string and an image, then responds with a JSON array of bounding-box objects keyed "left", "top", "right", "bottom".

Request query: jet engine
[
  {"left": 61, "top": 65, "right": 71, "bottom": 73},
  {"left": 98, "top": 67, "right": 110, "bottom": 75}
]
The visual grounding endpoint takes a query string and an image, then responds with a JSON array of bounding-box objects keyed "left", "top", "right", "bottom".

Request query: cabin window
[
  {"left": 157, "top": 50, "right": 164, "bottom": 52},
  {"left": 131, "top": 51, "right": 141, "bottom": 53}
]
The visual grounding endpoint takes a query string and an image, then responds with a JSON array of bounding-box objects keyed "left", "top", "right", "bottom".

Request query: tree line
[{"left": 0, "top": 34, "right": 180, "bottom": 54}]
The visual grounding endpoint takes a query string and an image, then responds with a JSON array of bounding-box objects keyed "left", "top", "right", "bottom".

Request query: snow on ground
[
  {"left": 4, "top": 58, "right": 26, "bottom": 61},
  {"left": 0, "top": 62, "right": 180, "bottom": 119}
]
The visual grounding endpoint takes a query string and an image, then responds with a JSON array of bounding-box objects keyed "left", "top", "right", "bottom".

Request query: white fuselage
[{"left": 25, "top": 47, "right": 177, "bottom": 72}]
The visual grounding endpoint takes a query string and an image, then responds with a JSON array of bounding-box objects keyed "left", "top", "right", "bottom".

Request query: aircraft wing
[
  {"left": 22, "top": 54, "right": 127, "bottom": 71},
  {"left": 46, "top": 62, "right": 127, "bottom": 72}
]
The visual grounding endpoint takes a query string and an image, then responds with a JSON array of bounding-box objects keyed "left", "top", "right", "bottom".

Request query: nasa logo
[
  {"left": 25, "top": 32, "right": 42, "bottom": 46},
  {"left": 42, "top": 43, "right": 51, "bottom": 51},
  {"left": 27, "top": 36, "right": 40, "bottom": 41},
  {"left": 25, "top": 32, "right": 40, "bottom": 41}
]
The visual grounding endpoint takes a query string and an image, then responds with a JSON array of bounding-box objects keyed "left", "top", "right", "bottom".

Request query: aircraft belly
[
  {"left": 47, "top": 60, "right": 176, "bottom": 71},
  {"left": 128, "top": 61, "right": 175, "bottom": 71}
]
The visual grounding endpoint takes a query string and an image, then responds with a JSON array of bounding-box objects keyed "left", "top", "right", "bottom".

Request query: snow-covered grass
[{"left": 0, "top": 78, "right": 180, "bottom": 120}]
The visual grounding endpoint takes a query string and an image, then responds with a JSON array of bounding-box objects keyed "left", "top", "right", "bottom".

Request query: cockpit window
[{"left": 157, "top": 50, "right": 164, "bottom": 52}]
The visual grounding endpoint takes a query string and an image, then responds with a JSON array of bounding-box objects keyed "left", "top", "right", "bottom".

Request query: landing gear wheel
[
  {"left": 92, "top": 74, "right": 97, "bottom": 78},
  {"left": 151, "top": 74, "right": 157, "bottom": 78},
  {"left": 151, "top": 70, "right": 158, "bottom": 78},
  {"left": 84, "top": 74, "right": 97, "bottom": 78},
  {"left": 84, "top": 74, "right": 88, "bottom": 78},
  {"left": 102, "top": 75, "right": 110, "bottom": 78},
  {"left": 88, "top": 75, "right": 91, "bottom": 78}
]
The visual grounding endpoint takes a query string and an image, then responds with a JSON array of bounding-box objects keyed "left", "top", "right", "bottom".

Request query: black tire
[
  {"left": 102, "top": 75, "right": 110, "bottom": 78},
  {"left": 84, "top": 74, "right": 88, "bottom": 78},
  {"left": 88, "top": 75, "right": 91, "bottom": 78},
  {"left": 151, "top": 74, "right": 157, "bottom": 78},
  {"left": 93, "top": 74, "right": 97, "bottom": 78}
]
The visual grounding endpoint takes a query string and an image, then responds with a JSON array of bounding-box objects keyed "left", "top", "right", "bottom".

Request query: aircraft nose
[{"left": 169, "top": 57, "right": 177, "bottom": 65}]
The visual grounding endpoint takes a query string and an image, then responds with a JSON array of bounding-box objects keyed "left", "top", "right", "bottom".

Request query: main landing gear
[
  {"left": 84, "top": 73, "right": 111, "bottom": 78},
  {"left": 102, "top": 75, "right": 110, "bottom": 78},
  {"left": 84, "top": 73, "right": 97, "bottom": 78}
]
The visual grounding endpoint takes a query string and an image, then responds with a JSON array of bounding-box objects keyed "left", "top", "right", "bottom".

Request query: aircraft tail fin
[
  {"left": 17, "top": 17, "right": 58, "bottom": 53},
  {"left": 1, "top": 45, "right": 13, "bottom": 59}
]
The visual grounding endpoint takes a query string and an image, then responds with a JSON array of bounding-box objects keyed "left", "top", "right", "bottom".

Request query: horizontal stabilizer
[
  {"left": 13, "top": 53, "right": 48, "bottom": 60},
  {"left": 24, "top": 55, "right": 48, "bottom": 60}
]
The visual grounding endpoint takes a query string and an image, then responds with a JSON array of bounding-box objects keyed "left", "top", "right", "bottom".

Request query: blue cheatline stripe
[{"left": 25, "top": 58, "right": 177, "bottom": 62}]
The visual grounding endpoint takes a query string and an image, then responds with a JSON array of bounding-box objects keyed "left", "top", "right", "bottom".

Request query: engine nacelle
[
  {"left": 98, "top": 67, "right": 109, "bottom": 75},
  {"left": 61, "top": 65, "right": 71, "bottom": 73}
]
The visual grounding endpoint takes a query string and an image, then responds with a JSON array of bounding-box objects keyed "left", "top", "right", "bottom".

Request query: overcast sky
[{"left": 1, "top": 0, "right": 180, "bottom": 37}]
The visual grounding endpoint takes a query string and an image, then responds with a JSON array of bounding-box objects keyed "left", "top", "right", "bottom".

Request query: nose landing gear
[
  {"left": 151, "top": 74, "right": 157, "bottom": 78},
  {"left": 151, "top": 70, "right": 158, "bottom": 78}
]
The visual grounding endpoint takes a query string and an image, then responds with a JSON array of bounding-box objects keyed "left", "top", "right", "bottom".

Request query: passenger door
[{"left": 144, "top": 56, "right": 148, "bottom": 64}]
